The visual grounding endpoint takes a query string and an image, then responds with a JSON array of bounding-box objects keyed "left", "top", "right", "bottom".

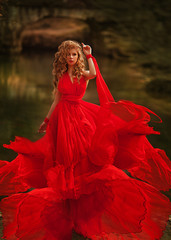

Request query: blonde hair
[{"left": 52, "top": 40, "right": 86, "bottom": 95}]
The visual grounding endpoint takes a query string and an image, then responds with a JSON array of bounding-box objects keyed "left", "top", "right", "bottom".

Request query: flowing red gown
[{"left": 0, "top": 56, "right": 171, "bottom": 240}]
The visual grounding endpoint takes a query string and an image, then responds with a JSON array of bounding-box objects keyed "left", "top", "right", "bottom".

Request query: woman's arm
[
  {"left": 38, "top": 88, "right": 61, "bottom": 133},
  {"left": 46, "top": 89, "right": 61, "bottom": 119},
  {"left": 82, "top": 43, "right": 96, "bottom": 80},
  {"left": 82, "top": 57, "right": 96, "bottom": 80}
]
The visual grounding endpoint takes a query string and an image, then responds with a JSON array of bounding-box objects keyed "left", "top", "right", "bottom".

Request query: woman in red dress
[{"left": 0, "top": 40, "right": 171, "bottom": 240}]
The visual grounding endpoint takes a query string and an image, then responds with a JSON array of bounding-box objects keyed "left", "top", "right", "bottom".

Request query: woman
[{"left": 0, "top": 40, "right": 171, "bottom": 240}]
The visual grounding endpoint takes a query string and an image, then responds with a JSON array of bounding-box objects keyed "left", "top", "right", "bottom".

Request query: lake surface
[{"left": 0, "top": 51, "right": 171, "bottom": 162}]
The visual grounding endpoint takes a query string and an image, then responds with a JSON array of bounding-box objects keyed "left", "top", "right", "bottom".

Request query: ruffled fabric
[
  {"left": 0, "top": 156, "right": 29, "bottom": 195},
  {"left": 0, "top": 56, "right": 171, "bottom": 240},
  {"left": 1, "top": 166, "right": 171, "bottom": 240}
]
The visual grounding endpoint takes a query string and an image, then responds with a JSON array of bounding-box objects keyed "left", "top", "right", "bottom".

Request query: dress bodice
[{"left": 57, "top": 72, "right": 87, "bottom": 102}]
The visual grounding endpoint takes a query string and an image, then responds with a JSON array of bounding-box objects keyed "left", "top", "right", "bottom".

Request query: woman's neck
[{"left": 67, "top": 66, "right": 74, "bottom": 75}]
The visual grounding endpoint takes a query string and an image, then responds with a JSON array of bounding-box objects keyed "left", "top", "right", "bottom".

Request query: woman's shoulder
[
  {"left": 82, "top": 70, "right": 89, "bottom": 81},
  {"left": 82, "top": 70, "right": 88, "bottom": 76},
  {"left": 82, "top": 70, "right": 96, "bottom": 81},
  {"left": 59, "top": 71, "right": 67, "bottom": 81}
]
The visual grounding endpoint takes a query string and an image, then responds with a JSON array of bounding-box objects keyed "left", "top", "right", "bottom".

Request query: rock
[{"left": 21, "top": 17, "right": 89, "bottom": 50}]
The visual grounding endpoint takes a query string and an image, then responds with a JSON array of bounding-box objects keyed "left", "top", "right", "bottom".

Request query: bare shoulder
[
  {"left": 82, "top": 70, "right": 96, "bottom": 81},
  {"left": 82, "top": 70, "right": 89, "bottom": 80}
]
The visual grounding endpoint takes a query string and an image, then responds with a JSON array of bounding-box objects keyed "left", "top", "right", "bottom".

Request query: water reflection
[{"left": 0, "top": 52, "right": 170, "bottom": 161}]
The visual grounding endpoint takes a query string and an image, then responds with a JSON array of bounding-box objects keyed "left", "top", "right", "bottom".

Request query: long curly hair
[{"left": 52, "top": 40, "right": 86, "bottom": 95}]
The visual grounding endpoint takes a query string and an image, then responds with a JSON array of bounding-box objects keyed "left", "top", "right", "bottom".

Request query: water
[{"left": 0, "top": 50, "right": 171, "bottom": 239}]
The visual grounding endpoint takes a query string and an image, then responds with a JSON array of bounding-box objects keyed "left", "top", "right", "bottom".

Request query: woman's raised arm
[{"left": 82, "top": 43, "right": 96, "bottom": 80}]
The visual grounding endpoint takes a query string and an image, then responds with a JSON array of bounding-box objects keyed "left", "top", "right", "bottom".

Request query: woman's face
[{"left": 66, "top": 48, "right": 78, "bottom": 66}]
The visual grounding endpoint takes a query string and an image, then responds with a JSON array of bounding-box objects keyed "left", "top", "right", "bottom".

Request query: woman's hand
[
  {"left": 38, "top": 121, "right": 48, "bottom": 133},
  {"left": 82, "top": 43, "right": 92, "bottom": 56}
]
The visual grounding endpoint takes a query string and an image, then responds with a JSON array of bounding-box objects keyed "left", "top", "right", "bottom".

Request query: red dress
[{"left": 0, "top": 57, "right": 171, "bottom": 240}]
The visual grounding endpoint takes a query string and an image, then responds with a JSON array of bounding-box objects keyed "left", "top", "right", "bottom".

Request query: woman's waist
[{"left": 60, "top": 94, "right": 82, "bottom": 103}]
